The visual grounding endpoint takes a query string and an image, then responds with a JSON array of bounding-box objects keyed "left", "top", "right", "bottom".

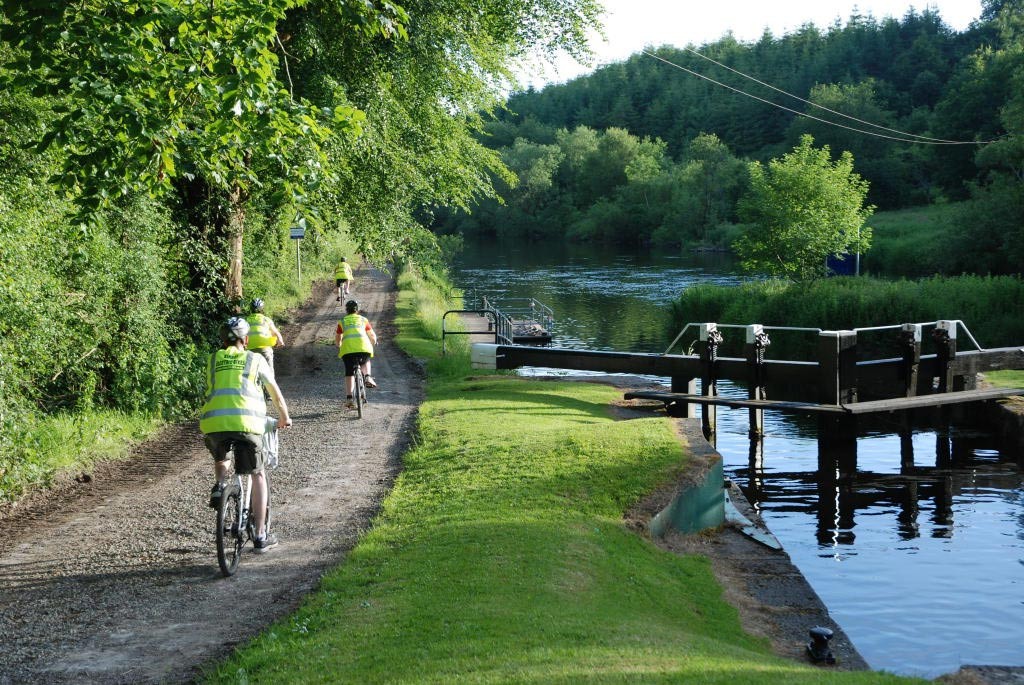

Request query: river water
[{"left": 450, "top": 237, "right": 1024, "bottom": 679}]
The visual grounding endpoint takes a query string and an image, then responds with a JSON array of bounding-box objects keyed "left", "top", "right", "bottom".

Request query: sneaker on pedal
[
  {"left": 208, "top": 483, "right": 224, "bottom": 509},
  {"left": 345, "top": 397, "right": 356, "bottom": 409},
  {"left": 254, "top": 533, "right": 279, "bottom": 553}
]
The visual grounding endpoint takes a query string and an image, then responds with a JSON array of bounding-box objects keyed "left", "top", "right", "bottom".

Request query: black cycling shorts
[{"left": 342, "top": 352, "right": 371, "bottom": 376}]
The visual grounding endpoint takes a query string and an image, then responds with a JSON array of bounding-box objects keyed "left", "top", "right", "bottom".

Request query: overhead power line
[
  {"left": 681, "top": 46, "right": 965, "bottom": 144},
  {"left": 642, "top": 49, "right": 992, "bottom": 146}
]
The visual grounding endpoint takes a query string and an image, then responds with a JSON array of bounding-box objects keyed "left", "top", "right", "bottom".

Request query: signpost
[{"left": 289, "top": 217, "right": 306, "bottom": 285}]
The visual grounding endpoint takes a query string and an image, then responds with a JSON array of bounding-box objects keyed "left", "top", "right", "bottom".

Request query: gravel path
[{"left": 0, "top": 267, "right": 422, "bottom": 684}]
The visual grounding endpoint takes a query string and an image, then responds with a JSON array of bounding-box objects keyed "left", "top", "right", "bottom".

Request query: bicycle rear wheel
[
  {"left": 355, "top": 368, "right": 364, "bottom": 419},
  {"left": 216, "top": 480, "right": 243, "bottom": 577}
]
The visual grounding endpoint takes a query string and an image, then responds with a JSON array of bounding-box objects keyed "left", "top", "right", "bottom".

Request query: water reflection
[
  {"left": 737, "top": 422, "right": 1023, "bottom": 546},
  {"left": 716, "top": 405, "right": 1024, "bottom": 678},
  {"left": 452, "top": 238, "right": 744, "bottom": 353}
]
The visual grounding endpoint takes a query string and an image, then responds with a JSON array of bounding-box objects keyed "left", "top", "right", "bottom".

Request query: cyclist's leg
[
  {"left": 250, "top": 471, "right": 269, "bottom": 537},
  {"left": 204, "top": 433, "right": 234, "bottom": 506},
  {"left": 205, "top": 434, "right": 233, "bottom": 479},
  {"left": 342, "top": 353, "right": 357, "bottom": 406},
  {"left": 232, "top": 434, "right": 272, "bottom": 538},
  {"left": 362, "top": 355, "right": 376, "bottom": 388}
]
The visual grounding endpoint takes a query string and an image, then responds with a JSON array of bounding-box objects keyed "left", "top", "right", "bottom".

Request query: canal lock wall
[{"left": 634, "top": 418, "right": 869, "bottom": 670}]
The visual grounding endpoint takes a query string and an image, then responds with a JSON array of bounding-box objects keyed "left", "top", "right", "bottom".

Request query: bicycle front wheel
[{"left": 216, "top": 481, "right": 243, "bottom": 577}]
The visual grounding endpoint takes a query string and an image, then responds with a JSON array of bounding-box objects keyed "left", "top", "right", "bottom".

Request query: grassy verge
[
  {"left": 984, "top": 370, "right": 1024, "bottom": 388},
  {"left": 207, "top": 264, "right": 921, "bottom": 684},
  {"left": 0, "top": 409, "right": 160, "bottom": 503}
]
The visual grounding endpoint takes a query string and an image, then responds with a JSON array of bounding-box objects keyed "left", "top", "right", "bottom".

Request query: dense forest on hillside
[
  {"left": 0, "top": 0, "right": 603, "bottom": 498},
  {"left": 436, "top": 0, "right": 1024, "bottom": 274}
]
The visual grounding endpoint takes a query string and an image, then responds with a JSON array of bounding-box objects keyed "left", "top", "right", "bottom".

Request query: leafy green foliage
[
  {"left": 859, "top": 204, "right": 960, "bottom": 276},
  {"left": 0, "top": 0, "right": 381, "bottom": 220},
  {"left": 441, "top": 126, "right": 746, "bottom": 247},
  {"left": 942, "top": 1, "right": 1024, "bottom": 275},
  {"left": 0, "top": 0, "right": 608, "bottom": 502},
  {"left": 441, "top": 8, "right": 1019, "bottom": 254},
  {"left": 734, "top": 135, "right": 874, "bottom": 281},
  {"left": 280, "top": 0, "right": 602, "bottom": 265}
]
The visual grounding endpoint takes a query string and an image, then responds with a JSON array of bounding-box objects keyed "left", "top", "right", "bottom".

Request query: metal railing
[
  {"left": 664, "top": 319, "right": 986, "bottom": 359},
  {"left": 492, "top": 297, "right": 554, "bottom": 335},
  {"left": 441, "top": 308, "right": 513, "bottom": 354}
]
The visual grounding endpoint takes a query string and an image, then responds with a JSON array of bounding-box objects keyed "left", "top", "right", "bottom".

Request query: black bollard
[{"left": 806, "top": 626, "right": 836, "bottom": 665}]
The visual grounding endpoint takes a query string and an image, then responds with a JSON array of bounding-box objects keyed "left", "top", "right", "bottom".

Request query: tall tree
[
  {"left": 0, "top": 1, "right": 403, "bottom": 298},
  {"left": 3, "top": 0, "right": 603, "bottom": 294},
  {"left": 946, "top": 0, "right": 1024, "bottom": 272},
  {"left": 678, "top": 133, "right": 745, "bottom": 238},
  {"left": 735, "top": 135, "right": 874, "bottom": 281},
  {"left": 276, "top": 0, "right": 601, "bottom": 262}
]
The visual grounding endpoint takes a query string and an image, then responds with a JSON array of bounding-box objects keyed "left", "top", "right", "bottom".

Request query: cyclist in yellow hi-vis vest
[
  {"left": 335, "top": 299, "right": 378, "bottom": 409},
  {"left": 245, "top": 298, "right": 285, "bottom": 372},
  {"left": 201, "top": 317, "right": 292, "bottom": 553},
  {"left": 335, "top": 257, "right": 354, "bottom": 301}
]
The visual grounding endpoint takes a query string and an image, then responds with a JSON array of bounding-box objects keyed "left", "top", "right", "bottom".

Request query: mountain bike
[
  {"left": 353, "top": 365, "right": 368, "bottom": 418},
  {"left": 216, "top": 453, "right": 273, "bottom": 577}
]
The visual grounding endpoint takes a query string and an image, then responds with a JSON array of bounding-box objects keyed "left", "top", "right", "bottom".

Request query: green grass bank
[{"left": 207, "top": 265, "right": 920, "bottom": 684}]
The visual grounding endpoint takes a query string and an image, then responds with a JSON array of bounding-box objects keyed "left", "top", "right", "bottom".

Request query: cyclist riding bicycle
[
  {"left": 201, "top": 316, "right": 292, "bottom": 552},
  {"left": 335, "top": 257, "right": 354, "bottom": 302},
  {"left": 245, "top": 298, "right": 285, "bottom": 372},
  {"left": 335, "top": 299, "right": 378, "bottom": 409}
]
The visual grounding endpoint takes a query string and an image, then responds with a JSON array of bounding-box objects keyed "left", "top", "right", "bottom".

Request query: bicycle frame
[
  {"left": 353, "top": 366, "right": 367, "bottom": 418},
  {"left": 216, "top": 460, "right": 271, "bottom": 576},
  {"left": 237, "top": 473, "right": 253, "bottom": 538}
]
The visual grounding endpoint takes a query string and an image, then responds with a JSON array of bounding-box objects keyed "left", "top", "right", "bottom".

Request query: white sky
[{"left": 521, "top": 0, "right": 984, "bottom": 88}]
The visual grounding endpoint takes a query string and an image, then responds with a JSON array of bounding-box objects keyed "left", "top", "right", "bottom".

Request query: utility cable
[
  {"left": 642, "top": 49, "right": 992, "bottom": 146},
  {"left": 681, "top": 45, "right": 970, "bottom": 144}
]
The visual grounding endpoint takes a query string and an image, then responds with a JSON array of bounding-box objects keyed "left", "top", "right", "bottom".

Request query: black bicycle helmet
[
  {"left": 345, "top": 300, "right": 359, "bottom": 314},
  {"left": 221, "top": 316, "right": 251, "bottom": 344},
  {"left": 251, "top": 298, "right": 264, "bottom": 312}
]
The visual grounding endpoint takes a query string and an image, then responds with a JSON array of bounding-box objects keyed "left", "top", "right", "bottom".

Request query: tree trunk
[{"left": 225, "top": 184, "right": 248, "bottom": 301}]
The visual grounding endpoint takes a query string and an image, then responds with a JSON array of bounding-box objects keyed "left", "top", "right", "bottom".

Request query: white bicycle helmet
[{"left": 222, "top": 316, "right": 251, "bottom": 343}]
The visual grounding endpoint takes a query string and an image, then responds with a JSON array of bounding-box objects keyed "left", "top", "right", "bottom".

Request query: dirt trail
[{"left": 0, "top": 266, "right": 422, "bottom": 685}]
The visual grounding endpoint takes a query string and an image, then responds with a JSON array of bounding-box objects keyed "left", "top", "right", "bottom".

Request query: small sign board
[{"left": 289, "top": 216, "right": 307, "bottom": 240}]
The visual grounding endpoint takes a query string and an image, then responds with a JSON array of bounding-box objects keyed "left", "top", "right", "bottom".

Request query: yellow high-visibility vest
[
  {"left": 335, "top": 262, "right": 353, "bottom": 280},
  {"left": 338, "top": 314, "right": 373, "bottom": 357},
  {"left": 246, "top": 313, "right": 277, "bottom": 349},
  {"left": 199, "top": 348, "right": 267, "bottom": 434}
]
